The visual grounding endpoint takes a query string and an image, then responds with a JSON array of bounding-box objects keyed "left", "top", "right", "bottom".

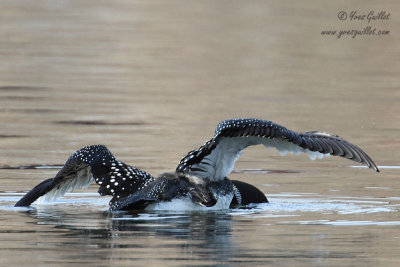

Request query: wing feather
[
  {"left": 176, "top": 118, "right": 379, "bottom": 181},
  {"left": 15, "top": 145, "right": 154, "bottom": 207}
]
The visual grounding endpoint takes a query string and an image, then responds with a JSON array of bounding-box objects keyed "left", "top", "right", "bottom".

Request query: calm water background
[{"left": 1, "top": 0, "right": 400, "bottom": 266}]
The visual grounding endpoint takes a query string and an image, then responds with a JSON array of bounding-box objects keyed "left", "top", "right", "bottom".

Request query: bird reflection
[{"left": 19, "top": 206, "right": 236, "bottom": 262}]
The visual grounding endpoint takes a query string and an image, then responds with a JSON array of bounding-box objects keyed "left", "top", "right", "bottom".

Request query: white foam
[
  {"left": 351, "top": 165, "right": 400, "bottom": 169},
  {"left": 284, "top": 220, "right": 400, "bottom": 226},
  {"left": 231, "top": 193, "right": 398, "bottom": 222},
  {"left": 146, "top": 195, "right": 233, "bottom": 211}
]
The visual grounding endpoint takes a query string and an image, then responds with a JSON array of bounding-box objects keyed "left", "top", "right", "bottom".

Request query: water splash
[{"left": 1, "top": 192, "right": 398, "bottom": 226}]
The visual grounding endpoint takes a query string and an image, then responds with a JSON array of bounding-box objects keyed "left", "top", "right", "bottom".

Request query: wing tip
[
  {"left": 14, "top": 178, "right": 54, "bottom": 207},
  {"left": 371, "top": 162, "right": 380, "bottom": 172}
]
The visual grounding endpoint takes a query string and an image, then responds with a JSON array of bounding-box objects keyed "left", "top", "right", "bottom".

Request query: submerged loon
[{"left": 15, "top": 118, "right": 379, "bottom": 210}]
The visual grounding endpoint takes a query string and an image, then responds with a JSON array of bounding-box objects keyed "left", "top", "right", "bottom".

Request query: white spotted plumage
[{"left": 16, "top": 118, "right": 379, "bottom": 210}]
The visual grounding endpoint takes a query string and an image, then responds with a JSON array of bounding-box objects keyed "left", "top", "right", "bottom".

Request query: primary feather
[
  {"left": 176, "top": 118, "right": 379, "bottom": 181},
  {"left": 15, "top": 145, "right": 155, "bottom": 207}
]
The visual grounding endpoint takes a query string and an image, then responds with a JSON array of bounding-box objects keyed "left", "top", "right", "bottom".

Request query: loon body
[{"left": 15, "top": 118, "right": 379, "bottom": 210}]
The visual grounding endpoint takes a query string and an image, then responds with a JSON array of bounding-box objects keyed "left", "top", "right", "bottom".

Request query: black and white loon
[{"left": 15, "top": 118, "right": 379, "bottom": 210}]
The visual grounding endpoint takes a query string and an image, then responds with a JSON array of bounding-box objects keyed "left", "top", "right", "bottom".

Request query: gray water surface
[{"left": 1, "top": 0, "right": 400, "bottom": 266}]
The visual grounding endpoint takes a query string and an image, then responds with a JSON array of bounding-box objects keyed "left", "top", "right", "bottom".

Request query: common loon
[{"left": 15, "top": 118, "right": 379, "bottom": 210}]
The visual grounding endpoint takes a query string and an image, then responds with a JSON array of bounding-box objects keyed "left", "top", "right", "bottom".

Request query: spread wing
[
  {"left": 176, "top": 118, "right": 379, "bottom": 181},
  {"left": 15, "top": 145, "right": 155, "bottom": 207}
]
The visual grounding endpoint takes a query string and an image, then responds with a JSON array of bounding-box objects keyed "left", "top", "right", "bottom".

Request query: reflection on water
[
  {"left": 15, "top": 207, "right": 237, "bottom": 264},
  {"left": 1, "top": 191, "right": 400, "bottom": 265}
]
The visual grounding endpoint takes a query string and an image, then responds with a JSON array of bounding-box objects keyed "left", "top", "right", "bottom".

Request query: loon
[{"left": 15, "top": 118, "right": 379, "bottom": 210}]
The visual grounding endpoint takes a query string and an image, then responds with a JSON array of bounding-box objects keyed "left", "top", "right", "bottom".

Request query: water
[
  {"left": 1, "top": 0, "right": 400, "bottom": 266},
  {"left": 1, "top": 191, "right": 399, "bottom": 266}
]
